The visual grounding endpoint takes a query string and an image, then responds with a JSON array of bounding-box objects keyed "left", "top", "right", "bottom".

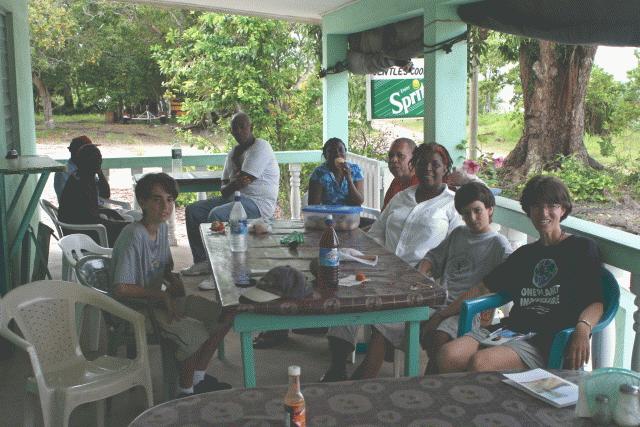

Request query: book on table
[{"left": 503, "top": 369, "right": 579, "bottom": 408}]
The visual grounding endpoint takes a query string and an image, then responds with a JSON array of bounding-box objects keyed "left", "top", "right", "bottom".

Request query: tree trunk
[
  {"left": 32, "top": 74, "right": 55, "bottom": 128},
  {"left": 75, "top": 85, "right": 84, "bottom": 111},
  {"left": 63, "top": 84, "right": 74, "bottom": 112},
  {"left": 503, "top": 40, "right": 600, "bottom": 180}
]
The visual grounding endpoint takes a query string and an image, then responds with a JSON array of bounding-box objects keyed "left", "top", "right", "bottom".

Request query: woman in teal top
[{"left": 308, "top": 138, "right": 365, "bottom": 206}]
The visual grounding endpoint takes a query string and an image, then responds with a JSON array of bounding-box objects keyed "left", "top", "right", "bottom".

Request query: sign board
[{"left": 366, "top": 58, "right": 424, "bottom": 120}]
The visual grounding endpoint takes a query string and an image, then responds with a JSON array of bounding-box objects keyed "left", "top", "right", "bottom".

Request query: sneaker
[
  {"left": 181, "top": 262, "right": 211, "bottom": 276},
  {"left": 253, "top": 331, "right": 289, "bottom": 349},
  {"left": 198, "top": 277, "right": 216, "bottom": 291},
  {"left": 194, "top": 375, "right": 232, "bottom": 393}
]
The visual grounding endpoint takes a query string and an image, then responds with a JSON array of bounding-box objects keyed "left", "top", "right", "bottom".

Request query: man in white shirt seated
[{"left": 181, "top": 112, "right": 280, "bottom": 276}]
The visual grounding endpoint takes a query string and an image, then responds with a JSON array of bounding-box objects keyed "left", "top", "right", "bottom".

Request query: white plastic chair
[
  {"left": 0, "top": 280, "right": 153, "bottom": 427},
  {"left": 58, "top": 234, "right": 112, "bottom": 282},
  {"left": 102, "top": 198, "right": 131, "bottom": 210},
  {"left": 102, "top": 198, "right": 143, "bottom": 221},
  {"left": 58, "top": 237, "right": 112, "bottom": 352},
  {"left": 40, "top": 199, "right": 109, "bottom": 247}
]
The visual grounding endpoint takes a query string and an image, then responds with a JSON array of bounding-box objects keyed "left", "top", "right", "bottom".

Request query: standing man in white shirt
[{"left": 182, "top": 112, "right": 280, "bottom": 276}]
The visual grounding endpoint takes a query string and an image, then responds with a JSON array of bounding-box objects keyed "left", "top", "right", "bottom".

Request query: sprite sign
[{"left": 366, "top": 58, "right": 424, "bottom": 120}]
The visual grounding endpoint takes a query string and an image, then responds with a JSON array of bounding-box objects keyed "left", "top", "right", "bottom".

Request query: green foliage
[
  {"left": 543, "top": 156, "right": 615, "bottom": 202},
  {"left": 29, "top": 0, "right": 187, "bottom": 118},
  {"left": 597, "top": 136, "right": 615, "bottom": 157},
  {"left": 154, "top": 14, "right": 322, "bottom": 152},
  {"left": 584, "top": 66, "right": 628, "bottom": 137},
  {"left": 176, "top": 192, "right": 198, "bottom": 207}
]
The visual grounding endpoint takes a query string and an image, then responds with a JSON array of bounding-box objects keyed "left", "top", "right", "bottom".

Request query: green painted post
[
  {"left": 423, "top": 4, "right": 468, "bottom": 166},
  {"left": 240, "top": 331, "right": 257, "bottom": 388},
  {"left": 404, "top": 319, "right": 422, "bottom": 376},
  {"left": 321, "top": 33, "right": 349, "bottom": 147}
]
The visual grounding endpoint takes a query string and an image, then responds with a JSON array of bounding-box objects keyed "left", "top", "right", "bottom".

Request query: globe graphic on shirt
[{"left": 532, "top": 259, "right": 558, "bottom": 288}]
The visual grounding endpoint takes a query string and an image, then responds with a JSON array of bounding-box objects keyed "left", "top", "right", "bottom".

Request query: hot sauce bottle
[{"left": 284, "top": 365, "right": 306, "bottom": 426}]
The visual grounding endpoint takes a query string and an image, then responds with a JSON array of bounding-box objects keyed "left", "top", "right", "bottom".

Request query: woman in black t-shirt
[{"left": 427, "top": 175, "right": 603, "bottom": 372}]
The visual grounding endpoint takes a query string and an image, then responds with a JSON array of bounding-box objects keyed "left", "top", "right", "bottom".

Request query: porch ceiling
[{"left": 124, "top": 0, "right": 358, "bottom": 23}]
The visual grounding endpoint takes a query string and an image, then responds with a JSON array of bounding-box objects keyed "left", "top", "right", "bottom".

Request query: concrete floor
[{"left": 0, "top": 239, "right": 423, "bottom": 426}]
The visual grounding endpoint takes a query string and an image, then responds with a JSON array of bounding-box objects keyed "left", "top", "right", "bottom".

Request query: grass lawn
[
  {"left": 393, "top": 113, "right": 640, "bottom": 167},
  {"left": 33, "top": 113, "right": 229, "bottom": 151}
]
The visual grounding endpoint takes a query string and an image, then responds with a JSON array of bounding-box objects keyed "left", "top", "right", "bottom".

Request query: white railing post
[
  {"left": 630, "top": 273, "right": 640, "bottom": 371},
  {"left": 196, "top": 165, "right": 207, "bottom": 201},
  {"left": 289, "top": 163, "right": 302, "bottom": 220},
  {"left": 131, "top": 167, "right": 143, "bottom": 210},
  {"left": 161, "top": 166, "right": 178, "bottom": 246}
]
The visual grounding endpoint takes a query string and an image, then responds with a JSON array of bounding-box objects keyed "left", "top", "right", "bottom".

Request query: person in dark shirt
[
  {"left": 53, "top": 135, "right": 110, "bottom": 204},
  {"left": 58, "top": 144, "right": 127, "bottom": 247},
  {"left": 431, "top": 175, "right": 603, "bottom": 372}
]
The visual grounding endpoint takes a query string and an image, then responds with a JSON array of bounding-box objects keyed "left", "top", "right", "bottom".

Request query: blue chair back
[{"left": 547, "top": 267, "right": 620, "bottom": 368}]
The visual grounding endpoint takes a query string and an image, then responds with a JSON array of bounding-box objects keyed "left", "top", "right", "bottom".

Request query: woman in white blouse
[
  {"left": 368, "top": 143, "right": 463, "bottom": 267},
  {"left": 322, "top": 142, "right": 463, "bottom": 382}
]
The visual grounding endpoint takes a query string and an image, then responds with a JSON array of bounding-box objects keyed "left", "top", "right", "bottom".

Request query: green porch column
[
  {"left": 423, "top": 4, "right": 468, "bottom": 166},
  {"left": 322, "top": 33, "right": 349, "bottom": 147}
]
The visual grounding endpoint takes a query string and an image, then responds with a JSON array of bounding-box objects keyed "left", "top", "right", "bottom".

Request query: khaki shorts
[
  {"left": 467, "top": 328, "right": 545, "bottom": 369},
  {"left": 151, "top": 295, "right": 222, "bottom": 361}
]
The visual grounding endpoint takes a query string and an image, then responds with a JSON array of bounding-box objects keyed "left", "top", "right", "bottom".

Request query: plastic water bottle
[
  {"left": 229, "top": 191, "right": 248, "bottom": 252},
  {"left": 171, "top": 140, "right": 182, "bottom": 174},
  {"left": 318, "top": 215, "right": 340, "bottom": 288}
]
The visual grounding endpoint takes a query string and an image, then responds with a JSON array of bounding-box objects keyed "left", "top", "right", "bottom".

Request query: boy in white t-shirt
[{"left": 416, "top": 182, "right": 512, "bottom": 374}]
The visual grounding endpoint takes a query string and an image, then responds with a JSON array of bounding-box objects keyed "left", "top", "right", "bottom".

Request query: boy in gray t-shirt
[
  {"left": 111, "top": 173, "right": 233, "bottom": 397},
  {"left": 417, "top": 182, "right": 512, "bottom": 374}
]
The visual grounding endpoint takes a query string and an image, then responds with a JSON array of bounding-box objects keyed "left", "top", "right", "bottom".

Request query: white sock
[
  {"left": 193, "top": 370, "right": 206, "bottom": 386},
  {"left": 178, "top": 386, "right": 194, "bottom": 396}
]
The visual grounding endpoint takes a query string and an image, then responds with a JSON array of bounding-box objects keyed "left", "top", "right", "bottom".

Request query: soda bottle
[
  {"left": 284, "top": 365, "right": 306, "bottom": 427},
  {"left": 229, "top": 191, "right": 248, "bottom": 252},
  {"left": 318, "top": 215, "right": 339, "bottom": 288},
  {"left": 171, "top": 140, "right": 182, "bottom": 174}
]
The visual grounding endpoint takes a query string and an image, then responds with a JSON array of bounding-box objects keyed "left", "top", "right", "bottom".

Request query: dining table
[
  {"left": 129, "top": 370, "right": 589, "bottom": 426},
  {"left": 200, "top": 220, "right": 447, "bottom": 388}
]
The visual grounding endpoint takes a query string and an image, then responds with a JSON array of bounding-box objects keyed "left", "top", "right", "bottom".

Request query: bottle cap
[
  {"left": 324, "top": 214, "right": 334, "bottom": 226},
  {"left": 234, "top": 191, "right": 241, "bottom": 200},
  {"left": 288, "top": 365, "right": 301, "bottom": 376},
  {"left": 619, "top": 384, "right": 640, "bottom": 395}
]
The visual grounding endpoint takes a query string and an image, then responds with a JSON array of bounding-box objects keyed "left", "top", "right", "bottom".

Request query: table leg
[
  {"left": 404, "top": 320, "right": 421, "bottom": 377},
  {"left": 0, "top": 174, "right": 9, "bottom": 295},
  {"left": 240, "top": 331, "right": 257, "bottom": 388}
]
